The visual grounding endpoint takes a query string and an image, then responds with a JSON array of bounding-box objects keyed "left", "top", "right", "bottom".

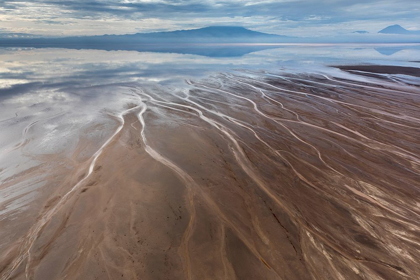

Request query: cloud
[{"left": 0, "top": 0, "right": 419, "bottom": 36}]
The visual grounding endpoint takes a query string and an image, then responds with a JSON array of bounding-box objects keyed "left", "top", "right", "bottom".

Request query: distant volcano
[
  {"left": 379, "top": 24, "right": 420, "bottom": 35},
  {"left": 0, "top": 26, "right": 290, "bottom": 46},
  {"left": 149, "top": 26, "right": 282, "bottom": 38}
]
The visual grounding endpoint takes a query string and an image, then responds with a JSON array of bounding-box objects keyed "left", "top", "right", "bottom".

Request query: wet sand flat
[{"left": 1, "top": 65, "right": 420, "bottom": 279}]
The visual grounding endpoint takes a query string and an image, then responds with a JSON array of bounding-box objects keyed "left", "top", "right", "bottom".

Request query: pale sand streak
[
  {"left": 240, "top": 75, "right": 420, "bottom": 124},
  {"left": 225, "top": 77, "right": 420, "bottom": 165},
  {"left": 133, "top": 88, "right": 384, "bottom": 276},
  {"left": 0, "top": 105, "right": 142, "bottom": 280},
  {"left": 135, "top": 97, "right": 282, "bottom": 279}
]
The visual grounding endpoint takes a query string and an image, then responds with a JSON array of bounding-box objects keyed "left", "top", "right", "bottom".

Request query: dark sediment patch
[{"left": 337, "top": 64, "right": 420, "bottom": 77}]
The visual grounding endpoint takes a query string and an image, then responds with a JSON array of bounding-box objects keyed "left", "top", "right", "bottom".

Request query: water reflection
[{"left": 1, "top": 44, "right": 420, "bottom": 90}]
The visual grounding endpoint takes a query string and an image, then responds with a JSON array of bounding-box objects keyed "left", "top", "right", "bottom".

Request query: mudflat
[{"left": 1, "top": 66, "right": 420, "bottom": 280}]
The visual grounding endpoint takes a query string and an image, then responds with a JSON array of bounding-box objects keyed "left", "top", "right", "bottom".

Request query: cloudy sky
[{"left": 0, "top": 0, "right": 419, "bottom": 36}]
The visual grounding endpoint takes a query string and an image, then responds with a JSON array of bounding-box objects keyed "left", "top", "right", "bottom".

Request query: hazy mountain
[
  {"left": 378, "top": 24, "right": 420, "bottom": 35},
  {"left": 0, "top": 26, "right": 288, "bottom": 46},
  {"left": 0, "top": 26, "right": 419, "bottom": 56},
  {"left": 353, "top": 31, "right": 369, "bottom": 34},
  {"left": 140, "top": 26, "right": 282, "bottom": 39}
]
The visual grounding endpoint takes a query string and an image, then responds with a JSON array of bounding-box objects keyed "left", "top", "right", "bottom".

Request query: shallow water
[{"left": 1, "top": 45, "right": 420, "bottom": 280}]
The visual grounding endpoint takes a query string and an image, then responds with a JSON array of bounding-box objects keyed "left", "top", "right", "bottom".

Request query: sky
[{"left": 0, "top": 0, "right": 419, "bottom": 37}]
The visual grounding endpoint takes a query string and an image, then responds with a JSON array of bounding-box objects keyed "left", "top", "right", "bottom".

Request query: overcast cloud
[{"left": 0, "top": 0, "right": 419, "bottom": 36}]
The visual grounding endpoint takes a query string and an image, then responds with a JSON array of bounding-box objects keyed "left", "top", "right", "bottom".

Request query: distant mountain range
[
  {"left": 0, "top": 26, "right": 287, "bottom": 45},
  {"left": 378, "top": 24, "right": 420, "bottom": 35},
  {"left": 0, "top": 25, "right": 419, "bottom": 57}
]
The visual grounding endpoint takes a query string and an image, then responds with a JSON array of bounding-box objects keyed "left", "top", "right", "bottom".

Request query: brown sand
[{"left": 1, "top": 67, "right": 420, "bottom": 279}]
